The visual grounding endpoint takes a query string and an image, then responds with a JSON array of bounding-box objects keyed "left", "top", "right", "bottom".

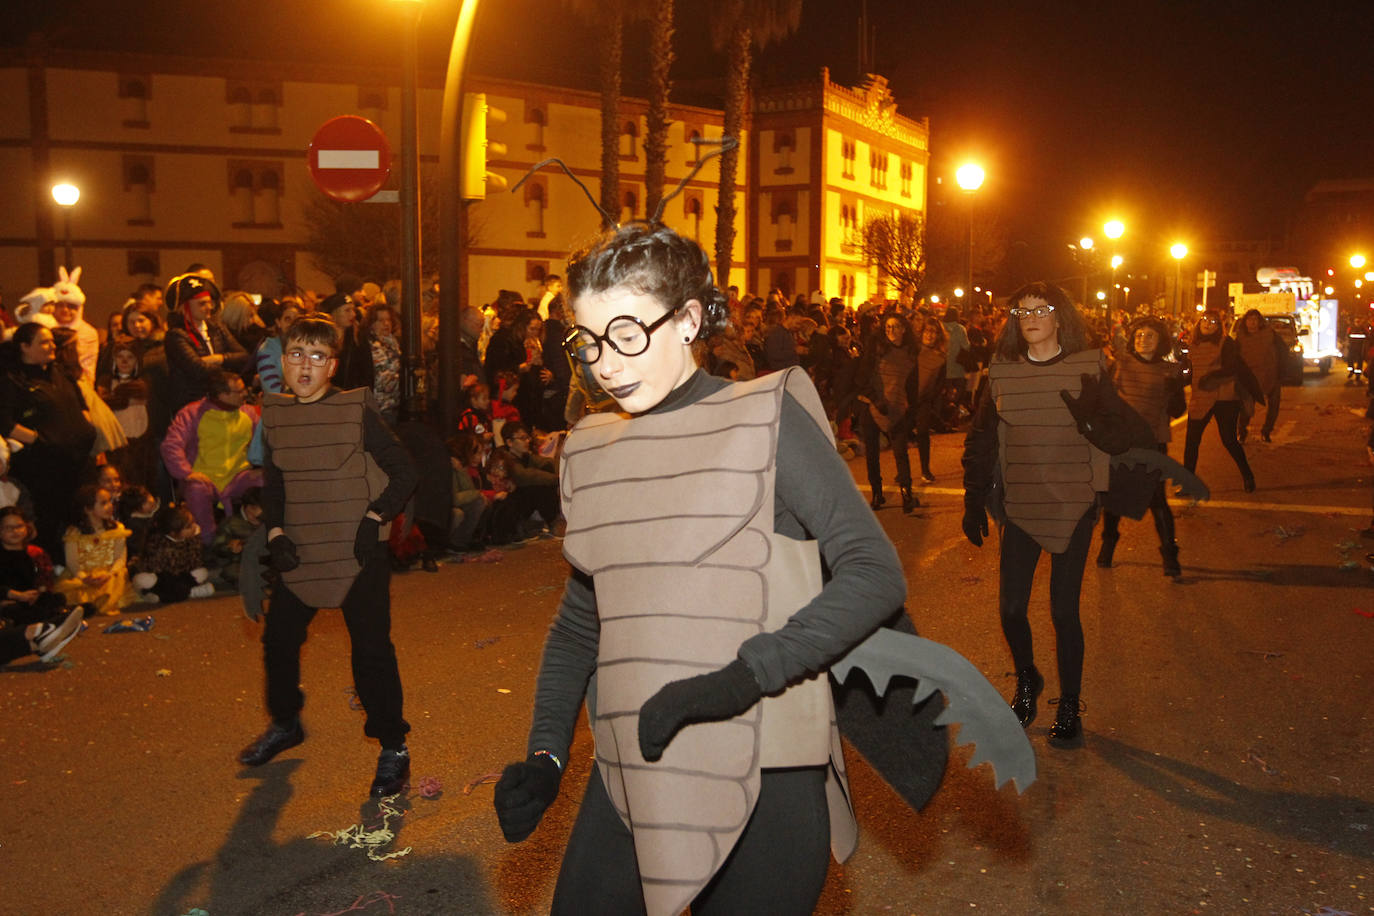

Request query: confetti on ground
[
  {"left": 319, "top": 891, "right": 402, "bottom": 916},
  {"left": 1238, "top": 649, "right": 1284, "bottom": 659},
  {"left": 496, "top": 688, "right": 511, "bottom": 694},
  {"left": 344, "top": 688, "right": 364, "bottom": 711},
  {"left": 1353, "top": 609, "right": 1374, "bottom": 619},
  {"left": 413, "top": 776, "right": 442, "bottom": 798},
  {"left": 463, "top": 548, "right": 504, "bottom": 564},
  {"left": 1269, "top": 525, "right": 1306, "bottom": 542},
  {"left": 1303, "top": 907, "right": 1354, "bottom": 916},
  {"left": 473, "top": 636, "right": 501, "bottom": 649},
  {"left": 1339, "top": 561, "right": 1361, "bottom": 571},
  {"left": 308, "top": 798, "right": 411, "bottom": 862},
  {"left": 1245, "top": 749, "right": 1278, "bottom": 776},
  {"left": 959, "top": 575, "right": 981, "bottom": 585},
  {"left": 179, "top": 909, "right": 209, "bottom": 916},
  {"left": 156, "top": 668, "right": 172, "bottom": 677},
  {"left": 463, "top": 772, "right": 502, "bottom": 795},
  {"left": 530, "top": 584, "right": 559, "bottom": 595}
]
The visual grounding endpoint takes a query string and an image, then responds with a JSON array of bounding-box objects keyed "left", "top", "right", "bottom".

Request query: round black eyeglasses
[{"left": 563, "top": 305, "right": 682, "bottom": 365}]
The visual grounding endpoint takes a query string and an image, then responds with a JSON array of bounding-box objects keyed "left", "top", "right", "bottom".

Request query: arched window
[
  {"left": 228, "top": 86, "right": 252, "bottom": 129},
  {"left": 686, "top": 128, "right": 702, "bottom": 164},
  {"left": 621, "top": 190, "right": 637, "bottom": 223},
  {"left": 775, "top": 201, "right": 794, "bottom": 251},
  {"left": 526, "top": 181, "right": 546, "bottom": 236},
  {"left": 620, "top": 120, "right": 638, "bottom": 159},
  {"left": 684, "top": 194, "right": 703, "bottom": 241},
  {"left": 255, "top": 169, "right": 281, "bottom": 224},
  {"left": 253, "top": 88, "right": 279, "bottom": 130},
  {"left": 526, "top": 106, "right": 547, "bottom": 151},
  {"left": 232, "top": 168, "right": 255, "bottom": 223},
  {"left": 126, "top": 160, "right": 153, "bottom": 223},
  {"left": 120, "top": 77, "right": 149, "bottom": 126}
]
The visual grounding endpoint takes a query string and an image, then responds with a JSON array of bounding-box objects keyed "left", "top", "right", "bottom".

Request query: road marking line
[
  {"left": 879, "top": 486, "right": 1368, "bottom": 517},
  {"left": 318, "top": 150, "right": 380, "bottom": 169}
]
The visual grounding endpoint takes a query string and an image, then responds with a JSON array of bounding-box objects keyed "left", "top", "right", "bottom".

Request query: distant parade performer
[
  {"left": 237, "top": 316, "right": 418, "bottom": 798},
  {"left": 962, "top": 282, "right": 1119, "bottom": 749},
  {"left": 1233, "top": 309, "right": 1285, "bottom": 443},
  {"left": 1096, "top": 316, "right": 1187, "bottom": 577},
  {"left": 1182, "top": 310, "right": 1261, "bottom": 492}
]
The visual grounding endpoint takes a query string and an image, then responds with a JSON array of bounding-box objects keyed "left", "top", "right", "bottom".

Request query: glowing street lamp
[
  {"left": 1103, "top": 219, "right": 1124, "bottom": 240},
  {"left": 51, "top": 182, "right": 80, "bottom": 268},
  {"left": 954, "top": 287, "right": 965, "bottom": 299},
  {"left": 955, "top": 163, "right": 984, "bottom": 317},
  {"left": 930, "top": 294, "right": 941, "bottom": 305},
  {"left": 1352, "top": 254, "right": 1367, "bottom": 270},
  {"left": 1079, "top": 236, "right": 1094, "bottom": 251},
  {"left": 1171, "top": 243, "right": 1188, "bottom": 316}
]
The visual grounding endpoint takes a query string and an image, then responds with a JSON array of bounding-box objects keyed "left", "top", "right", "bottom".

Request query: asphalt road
[{"left": 3, "top": 369, "right": 1371, "bottom": 916}]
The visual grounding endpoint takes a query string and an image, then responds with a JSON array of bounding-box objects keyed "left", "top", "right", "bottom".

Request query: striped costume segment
[
  {"left": 1114, "top": 357, "right": 1177, "bottom": 444},
  {"left": 561, "top": 368, "right": 855, "bottom": 916},
  {"left": 262, "top": 389, "right": 388, "bottom": 608},
  {"left": 989, "top": 350, "right": 1109, "bottom": 554}
]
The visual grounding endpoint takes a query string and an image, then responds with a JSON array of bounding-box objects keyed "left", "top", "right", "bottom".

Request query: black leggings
[
  {"left": 552, "top": 764, "right": 830, "bottom": 915},
  {"left": 861, "top": 410, "right": 913, "bottom": 491},
  {"left": 1183, "top": 401, "right": 1252, "bottom": 481},
  {"left": 998, "top": 510, "right": 1095, "bottom": 697}
]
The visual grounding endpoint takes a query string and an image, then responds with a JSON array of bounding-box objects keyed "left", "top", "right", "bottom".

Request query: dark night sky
[{"left": 9, "top": 0, "right": 1374, "bottom": 280}]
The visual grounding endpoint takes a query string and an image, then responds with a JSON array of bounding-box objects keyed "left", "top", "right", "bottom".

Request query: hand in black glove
[
  {"left": 876, "top": 400, "right": 890, "bottom": 417},
  {"left": 493, "top": 753, "right": 562, "bottom": 842},
  {"left": 638, "top": 658, "right": 763, "bottom": 762},
  {"left": 267, "top": 534, "right": 299, "bottom": 572},
  {"left": 354, "top": 516, "right": 381, "bottom": 564},
  {"left": 1058, "top": 373, "right": 1102, "bottom": 437},
  {"left": 962, "top": 498, "right": 988, "bottom": 547}
]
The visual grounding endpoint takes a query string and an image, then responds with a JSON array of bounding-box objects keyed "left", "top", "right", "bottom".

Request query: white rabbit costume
[{"left": 50, "top": 266, "right": 99, "bottom": 384}]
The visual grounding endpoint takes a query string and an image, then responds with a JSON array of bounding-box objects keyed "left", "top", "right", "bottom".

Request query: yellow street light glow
[
  {"left": 954, "top": 287, "right": 965, "bottom": 298},
  {"left": 955, "top": 163, "right": 985, "bottom": 191},
  {"left": 1351, "top": 254, "right": 1367, "bottom": 269},
  {"left": 1111, "top": 254, "right": 1123, "bottom": 269},
  {"left": 1324, "top": 286, "right": 1334, "bottom": 295},
  {"left": 1170, "top": 243, "right": 1188, "bottom": 259},
  {"left": 930, "top": 294, "right": 941, "bottom": 304},
  {"left": 1365, "top": 271, "right": 1374, "bottom": 282},
  {"left": 1104, "top": 220, "right": 1124, "bottom": 239},
  {"left": 1196, "top": 304, "right": 1205, "bottom": 312},
  {"left": 1095, "top": 291, "right": 1106, "bottom": 300},
  {"left": 1079, "top": 236, "right": 1094, "bottom": 251},
  {"left": 51, "top": 183, "right": 80, "bottom": 207},
  {"left": 1357, "top": 279, "right": 1364, "bottom": 289}
]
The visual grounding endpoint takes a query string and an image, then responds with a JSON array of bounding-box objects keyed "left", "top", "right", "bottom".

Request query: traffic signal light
[{"left": 461, "top": 93, "right": 507, "bottom": 200}]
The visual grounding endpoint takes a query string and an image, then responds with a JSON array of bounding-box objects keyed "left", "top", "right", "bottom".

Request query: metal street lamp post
[
  {"left": 955, "top": 163, "right": 984, "bottom": 317},
  {"left": 392, "top": 0, "right": 424, "bottom": 418},
  {"left": 1104, "top": 219, "right": 1124, "bottom": 325},
  {"left": 1171, "top": 243, "right": 1188, "bottom": 317},
  {"left": 51, "top": 182, "right": 79, "bottom": 268}
]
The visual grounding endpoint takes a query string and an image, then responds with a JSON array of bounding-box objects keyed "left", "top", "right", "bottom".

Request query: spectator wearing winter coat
[{"left": 163, "top": 274, "right": 251, "bottom": 415}]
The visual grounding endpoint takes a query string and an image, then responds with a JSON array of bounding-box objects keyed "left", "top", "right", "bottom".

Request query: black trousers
[
  {"left": 861, "top": 409, "right": 914, "bottom": 491},
  {"left": 260, "top": 550, "right": 409, "bottom": 748},
  {"left": 1183, "top": 401, "right": 1252, "bottom": 481},
  {"left": 1238, "top": 384, "right": 1282, "bottom": 439},
  {"left": 552, "top": 764, "right": 830, "bottom": 915},
  {"left": 999, "top": 510, "right": 1095, "bottom": 697}
]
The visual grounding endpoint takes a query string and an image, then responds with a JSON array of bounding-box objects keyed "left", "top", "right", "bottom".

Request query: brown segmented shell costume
[
  {"left": 261, "top": 389, "right": 389, "bottom": 608},
  {"left": 560, "top": 368, "right": 857, "bottom": 916}
]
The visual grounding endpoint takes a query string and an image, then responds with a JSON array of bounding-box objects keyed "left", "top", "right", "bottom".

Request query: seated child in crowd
[
  {"left": 97, "top": 339, "right": 157, "bottom": 489},
  {"left": 209, "top": 486, "right": 264, "bottom": 590},
  {"left": 0, "top": 506, "right": 89, "bottom": 656},
  {"left": 133, "top": 505, "right": 215, "bottom": 604},
  {"left": 458, "top": 381, "right": 495, "bottom": 442},
  {"left": 57, "top": 484, "right": 135, "bottom": 615},
  {"left": 446, "top": 431, "right": 489, "bottom": 552},
  {"left": 117, "top": 485, "right": 159, "bottom": 570}
]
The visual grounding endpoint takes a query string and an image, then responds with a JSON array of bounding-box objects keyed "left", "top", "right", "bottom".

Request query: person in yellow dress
[{"left": 57, "top": 484, "right": 135, "bottom": 614}]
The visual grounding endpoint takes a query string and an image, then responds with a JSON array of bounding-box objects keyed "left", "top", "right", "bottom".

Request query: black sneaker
[
  {"left": 238, "top": 720, "right": 305, "bottom": 766},
  {"left": 31, "top": 607, "right": 85, "bottom": 662},
  {"left": 370, "top": 745, "right": 410, "bottom": 798}
]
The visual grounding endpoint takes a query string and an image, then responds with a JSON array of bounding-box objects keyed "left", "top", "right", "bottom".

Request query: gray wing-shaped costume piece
[
  {"left": 832, "top": 625, "right": 1037, "bottom": 795},
  {"left": 238, "top": 524, "right": 270, "bottom": 621},
  {"left": 1116, "top": 447, "right": 1209, "bottom": 501},
  {"left": 1105, "top": 447, "right": 1210, "bottom": 519}
]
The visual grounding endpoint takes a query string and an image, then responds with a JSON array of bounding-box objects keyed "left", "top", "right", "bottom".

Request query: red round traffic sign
[{"left": 308, "top": 116, "right": 393, "bottom": 202}]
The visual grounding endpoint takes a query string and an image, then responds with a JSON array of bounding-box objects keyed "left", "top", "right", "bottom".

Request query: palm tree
[
  {"left": 567, "top": 0, "right": 626, "bottom": 226},
  {"left": 643, "top": 0, "right": 675, "bottom": 217},
  {"left": 709, "top": 0, "right": 803, "bottom": 288}
]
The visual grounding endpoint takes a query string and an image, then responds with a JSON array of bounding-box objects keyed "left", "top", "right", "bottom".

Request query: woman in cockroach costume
[{"left": 492, "top": 145, "right": 1034, "bottom": 916}]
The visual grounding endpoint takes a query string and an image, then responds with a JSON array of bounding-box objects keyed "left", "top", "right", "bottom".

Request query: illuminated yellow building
[
  {"left": 0, "top": 43, "right": 743, "bottom": 325},
  {"left": 750, "top": 70, "right": 929, "bottom": 307}
]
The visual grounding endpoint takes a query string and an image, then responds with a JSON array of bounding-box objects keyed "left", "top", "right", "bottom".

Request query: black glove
[
  {"left": 876, "top": 400, "right": 890, "bottom": 417},
  {"left": 267, "top": 534, "right": 299, "bottom": 572},
  {"left": 493, "top": 753, "right": 563, "bottom": 842},
  {"left": 638, "top": 658, "right": 763, "bottom": 762},
  {"left": 354, "top": 516, "right": 381, "bottom": 564},
  {"left": 962, "top": 498, "right": 988, "bottom": 547}
]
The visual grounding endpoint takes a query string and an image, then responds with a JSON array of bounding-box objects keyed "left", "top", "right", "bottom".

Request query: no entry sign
[{"left": 308, "top": 116, "right": 393, "bottom": 202}]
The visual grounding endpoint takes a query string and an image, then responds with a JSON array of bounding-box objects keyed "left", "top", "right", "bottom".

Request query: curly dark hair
[
  {"left": 993, "top": 281, "right": 1091, "bottom": 361},
  {"left": 566, "top": 221, "right": 731, "bottom": 341}
]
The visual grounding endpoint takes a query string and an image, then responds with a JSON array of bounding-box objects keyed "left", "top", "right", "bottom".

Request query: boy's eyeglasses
[
  {"left": 564, "top": 305, "right": 682, "bottom": 365},
  {"left": 284, "top": 349, "right": 332, "bottom": 366},
  {"left": 1009, "top": 304, "right": 1056, "bottom": 319}
]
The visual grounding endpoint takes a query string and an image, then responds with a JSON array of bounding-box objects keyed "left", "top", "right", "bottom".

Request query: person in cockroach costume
[
  {"left": 491, "top": 144, "right": 1036, "bottom": 916},
  {"left": 1095, "top": 315, "right": 1189, "bottom": 577}
]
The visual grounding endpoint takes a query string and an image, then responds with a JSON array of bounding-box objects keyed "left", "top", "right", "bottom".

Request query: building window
[
  {"left": 870, "top": 150, "right": 890, "bottom": 189},
  {"left": 620, "top": 120, "right": 638, "bottom": 160},
  {"left": 526, "top": 105, "right": 547, "bottom": 151},
  {"left": 127, "top": 251, "right": 160, "bottom": 279},
  {"left": 358, "top": 86, "right": 387, "bottom": 124},
  {"left": 524, "top": 178, "right": 547, "bottom": 237},
  {"left": 774, "top": 131, "right": 796, "bottom": 175},
  {"left": 684, "top": 193, "right": 703, "bottom": 241},
  {"left": 123, "top": 155, "right": 155, "bottom": 225},
  {"left": 621, "top": 189, "right": 638, "bottom": 223},
  {"left": 900, "top": 161, "right": 913, "bottom": 197},
  {"left": 229, "top": 161, "right": 284, "bottom": 227},
  {"left": 256, "top": 169, "right": 281, "bottom": 225},
  {"left": 118, "top": 75, "right": 150, "bottom": 127},
  {"left": 685, "top": 127, "right": 702, "bottom": 164},
  {"left": 841, "top": 139, "right": 856, "bottom": 180},
  {"left": 227, "top": 81, "right": 283, "bottom": 133}
]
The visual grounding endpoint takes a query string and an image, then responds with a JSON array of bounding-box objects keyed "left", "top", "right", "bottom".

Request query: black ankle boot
[
  {"left": 1160, "top": 542, "right": 1181, "bottom": 578},
  {"left": 869, "top": 489, "right": 885, "bottom": 510},
  {"left": 1096, "top": 532, "right": 1119, "bottom": 568},
  {"left": 1241, "top": 470, "right": 1256, "bottom": 493},
  {"left": 1047, "top": 695, "right": 1084, "bottom": 749},
  {"left": 900, "top": 486, "right": 918, "bottom": 512},
  {"left": 1010, "top": 666, "right": 1044, "bottom": 728}
]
